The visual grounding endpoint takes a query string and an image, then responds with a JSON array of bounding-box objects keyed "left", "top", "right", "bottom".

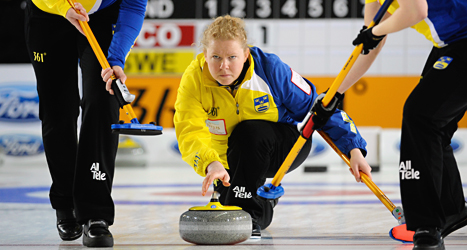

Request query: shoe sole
[
  {"left": 413, "top": 244, "right": 445, "bottom": 250},
  {"left": 83, "top": 235, "right": 114, "bottom": 247}
]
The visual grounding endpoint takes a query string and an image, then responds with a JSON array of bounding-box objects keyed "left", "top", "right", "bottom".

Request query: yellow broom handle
[
  {"left": 67, "top": 0, "right": 139, "bottom": 121},
  {"left": 67, "top": 0, "right": 110, "bottom": 70},
  {"left": 322, "top": 44, "right": 362, "bottom": 106},
  {"left": 321, "top": 3, "right": 384, "bottom": 107},
  {"left": 271, "top": 41, "right": 364, "bottom": 186},
  {"left": 271, "top": 137, "right": 307, "bottom": 187},
  {"left": 317, "top": 130, "right": 396, "bottom": 212},
  {"left": 269, "top": 0, "right": 393, "bottom": 201}
]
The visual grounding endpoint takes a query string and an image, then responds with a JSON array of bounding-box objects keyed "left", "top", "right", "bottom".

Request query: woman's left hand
[
  {"left": 65, "top": 2, "right": 89, "bottom": 36},
  {"left": 349, "top": 148, "right": 372, "bottom": 182}
]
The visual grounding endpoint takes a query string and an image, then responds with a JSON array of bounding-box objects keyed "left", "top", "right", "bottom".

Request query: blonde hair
[{"left": 200, "top": 15, "right": 248, "bottom": 50}]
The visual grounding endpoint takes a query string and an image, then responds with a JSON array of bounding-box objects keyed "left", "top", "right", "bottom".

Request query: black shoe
[
  {"left": 56, "top": 209, "right": 83, "bottom": 241},
  {"left": 441, "top": 202, "right": 467, "bottom": 238},
  {"left": 83, "top": 219, "right": 113, "bottom": 247},
  {"left": 413, "top": 227, "right": 445, "bottom": 250},
  {"left": 268, "top": 198, "right": 279, "bottom": 208},
  {"left": 251, "top": 223, "right": 261, "bottom": 239}
]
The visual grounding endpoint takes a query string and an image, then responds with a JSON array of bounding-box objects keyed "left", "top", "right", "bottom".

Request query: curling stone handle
[{"left": 210, "top": 191, "right": 220, "bottom": 202}]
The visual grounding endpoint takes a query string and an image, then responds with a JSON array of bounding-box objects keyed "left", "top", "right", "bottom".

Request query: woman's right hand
[
  {"left": 202, "top": 161, "right": 230, "bottom": 196},
  {"left": 101, "top": 66, "right": 127, "bottom": 95}
]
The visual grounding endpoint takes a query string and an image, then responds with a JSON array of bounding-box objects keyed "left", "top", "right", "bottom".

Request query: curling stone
[{"left": 179, "top": 191, "right": 252, "bottom": 245}]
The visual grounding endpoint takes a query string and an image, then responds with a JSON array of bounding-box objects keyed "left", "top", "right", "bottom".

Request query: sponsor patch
[
  {"left": 232, "top": 186, "right": 252, "bottom": 199},
  {"left": 290, "top": 69, "right": 311, "bottom": 95},
  {"left": 340, "top": 111, "right": 357, "bottom": 134},
  {"left": 254, "top": 95, "right": 270, "bottom": 113},
  {"left": 90, "top": 162, "right": 106, "bottom": 181},
  {"left": 205, "top": 119, "right": 227, "bottom": 135},
  {"left": 433, "top": 56, "right": 453, "bottom": 70},
  {"left": 399, "top": 160, "right": 419, "bottom": 180}
]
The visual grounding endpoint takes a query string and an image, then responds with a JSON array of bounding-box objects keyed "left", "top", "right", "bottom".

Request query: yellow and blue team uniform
[
  {"left": 368, "top": 0, "right": 467, "bottom": 47},
  {"left": 31, "top": 0, "right": 146, "bottom": 68},
  {"left": 370, "top": 0, "right": 467, "bottom": 233},
  {"left": 25, "top": 0, "right": 146, "bottom": 226},
  {"left": 174, "top": 46, "right": 367, "bottom": 229}
]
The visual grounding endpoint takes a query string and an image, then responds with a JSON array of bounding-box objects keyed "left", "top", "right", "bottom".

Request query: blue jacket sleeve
[
  {"left": 107, "top": 0, "right": 147, "bottom": 68},
  {"left": 321, "top": 109, "right": 368, "bottom": 157},
  {"left": 268, "top": 55, "right": 315, "bottom": 124}
]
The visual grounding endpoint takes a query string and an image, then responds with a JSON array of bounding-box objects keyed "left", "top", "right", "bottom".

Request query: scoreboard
[
  {"left": 145, "top": 0, "right": 366, "bottom": 19},
  {"left": 127, "top": 0, "right": 371, "bottom": 76}
]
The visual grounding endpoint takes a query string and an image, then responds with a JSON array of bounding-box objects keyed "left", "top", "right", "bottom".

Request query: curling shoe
[
  {"left": 83, "top": 219, "right": 113, "bottom": 247},
  {"left": 269, "top": 197, "right": 279, "bottom": 208},
  {"left": 413, "top": 227, "right": 445, "bottom": 250},
  {"left": 56, "top": 209, "right": 83, "bottom": 241},
  {"left": 441, "top": 202, "right": 467, "bottom": 238},
  {"left": 251, "top": 222, "right": 261, "bottom": 239}
]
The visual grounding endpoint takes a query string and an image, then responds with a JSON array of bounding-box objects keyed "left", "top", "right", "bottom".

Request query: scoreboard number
[
  {"left": 281, "top": 0, "right": 298, "bottom": 18},
  {"left": 230, "top": 0, "right": 246, "bottom": 18},
  {"left": 308, "top": 0, "right": 324, "bottom": 18},
  {"left": 256, "top": 0, "right": 272, "bottom": 18},
  {"left": 204, "top": 0, "right": 218, "bottom": 18}
]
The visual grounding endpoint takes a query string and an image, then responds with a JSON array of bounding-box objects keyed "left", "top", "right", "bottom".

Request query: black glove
[
  {"left": 311, "top": 90, "right": 344, "bottom": 130},
  {"left": 352, "top": 26, "right": 386, "bottom": 55}
]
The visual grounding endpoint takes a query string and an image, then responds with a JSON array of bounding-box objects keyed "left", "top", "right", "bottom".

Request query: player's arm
[
  {"left": 349, "top": 148, "right": 372, "bottom": 182},
  {"left": 337, "top": 1, "right": 388, "bottom": 94},
  {"left": 372, "top": 0, "right": 428, "bottom": 37},
  {"left": 339, "top": 0, "right": 427, "bottom": 94},
  {"left": 321, "top": 110, "right": 370, "bottom": 182}
]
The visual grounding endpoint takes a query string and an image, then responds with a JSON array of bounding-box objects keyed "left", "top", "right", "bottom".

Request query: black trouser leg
[
  {"left": 440, "top": 139, "right": 466, "bottom": 219},
  {"left": 400, "top": 40, "right": 467, "bottom": 231},
  {"left": 73, "top": 3, "right": 120, "bottom": 225},
  {"left": 25, "top": 1, "right": 80, "bottom": 210},
  {"left": 25, "top": 0, "right": 121, "bottom": 224},
  {"left": 438, "top": 111, "right": 466, "bottom": 220},
  {"left": 215, "top": 120, "right": 311, "bottom": 229}
]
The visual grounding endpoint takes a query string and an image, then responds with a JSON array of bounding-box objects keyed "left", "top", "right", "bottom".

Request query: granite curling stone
[{"left": 179, "top": 191, "right": 252, "bottom": 245}]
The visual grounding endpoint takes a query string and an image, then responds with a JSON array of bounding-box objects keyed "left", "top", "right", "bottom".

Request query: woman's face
[{"left": 204, "top": 39, "right": 249, "bottom": 86}]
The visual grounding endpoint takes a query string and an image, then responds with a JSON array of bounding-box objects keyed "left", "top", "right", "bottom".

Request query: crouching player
[{"left": 173, "top": 15, "right": 373, "bottom": 238}]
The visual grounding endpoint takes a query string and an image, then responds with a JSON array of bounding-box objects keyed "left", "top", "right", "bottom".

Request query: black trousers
[
  {"left": 25, "top": 0, "right": 120, "bottom": 225},
  {"left": 215, "top": 120, "right": 312, "bottom": 229},
  {"left": 400, "top": 38, "right": 467, "bottom": 231}
]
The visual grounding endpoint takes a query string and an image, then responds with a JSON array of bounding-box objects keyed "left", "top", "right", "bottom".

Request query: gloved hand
[
  {"left": 352, "top": 25, "right": 386, "bottom": 55},
  {"left": 311, "top": 90, "right": 344, "bottom": 130}
]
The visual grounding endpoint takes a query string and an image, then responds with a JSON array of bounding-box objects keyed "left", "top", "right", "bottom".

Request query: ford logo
[
  {"left": 0, "top": 84, "right": 40, "bottom": 122},
  {"left": 396, "top": 138, "right": 462, "bottom": 153},
  {"left": 0, "top": 134, "right": 44, "bottom": 156}
]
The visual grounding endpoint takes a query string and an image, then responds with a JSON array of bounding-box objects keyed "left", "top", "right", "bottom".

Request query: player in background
[
  {"left": 25, "top": 0, "right": 147, "bottom": 247},
  {"left": 311, "top": 1, "right": 467, "bottom": 249}
]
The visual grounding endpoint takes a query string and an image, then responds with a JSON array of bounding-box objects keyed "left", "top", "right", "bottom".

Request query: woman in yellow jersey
[
  {"left": 25, "top": 0, "right": 147, "bottom": 247},
  {"left": 312, "top": 0, "right": 467, "bottom": 249},
  {"left": 174, "top": 15, "right": 372, "bottom": 238}
]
